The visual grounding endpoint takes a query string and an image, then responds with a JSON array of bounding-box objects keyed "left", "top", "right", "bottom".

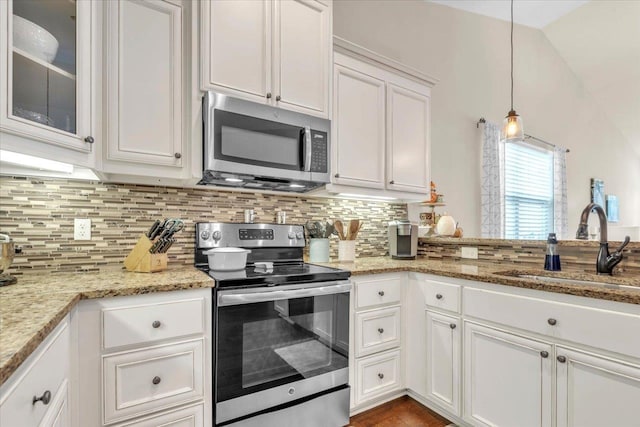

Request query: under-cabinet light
[
  {"left": 337, "top": 193, "right": 397, "bottom": 201},
  {"left": 289, "top": 184, "right": 305, "bottom": 188},
  {"left": 0, "top": 150, "right": 73, "bottom": 173},
  {"left": 225, "top": 177, "right": 243, "bottom": 183}
]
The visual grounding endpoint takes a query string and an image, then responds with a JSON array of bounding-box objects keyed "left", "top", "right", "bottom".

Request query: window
[{"left": 504, "top": 142, "right": 554, "bottom": 239}]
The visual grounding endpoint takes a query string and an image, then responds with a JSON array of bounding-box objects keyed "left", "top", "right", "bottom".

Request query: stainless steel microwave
[{"left": 200, "top": 92, "right": 331, "bottom": 192}]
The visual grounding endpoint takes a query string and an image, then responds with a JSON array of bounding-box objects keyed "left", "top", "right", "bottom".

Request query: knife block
[{"left": 124, "top": 234, "right": 168, "bottom": 273}]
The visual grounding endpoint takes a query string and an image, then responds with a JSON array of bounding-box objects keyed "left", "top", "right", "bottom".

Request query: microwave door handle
[
  {"left": 218, "top": 283, "right": 352, "bottom": 307},
  {"left": 303, "top": 126, "right": 312, "bottom": 172}
]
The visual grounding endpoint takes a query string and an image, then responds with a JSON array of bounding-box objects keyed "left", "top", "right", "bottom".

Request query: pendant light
[{"left": 501, "top": 0, "right": 524, "bottom": 142}]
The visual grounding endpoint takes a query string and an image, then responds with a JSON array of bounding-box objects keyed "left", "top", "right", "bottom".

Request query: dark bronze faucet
[{"left": 576, "top": 203, "right": 630, "bottom": 275}]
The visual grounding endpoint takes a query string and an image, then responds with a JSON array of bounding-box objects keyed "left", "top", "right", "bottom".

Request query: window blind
[{"left": 504, "top": 141, "right": 554, "bottom": 240}]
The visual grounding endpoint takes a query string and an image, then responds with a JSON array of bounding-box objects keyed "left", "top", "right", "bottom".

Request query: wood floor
[{"left": 348, "top": 396, "right": 452, "bottom": 427}]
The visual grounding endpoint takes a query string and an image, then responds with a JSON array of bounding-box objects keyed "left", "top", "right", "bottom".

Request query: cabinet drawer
[
  {"left": 355, "top": 350, "right": 402, "bottom": 404},
  {"left": 103, "top": 339, "right": 204, "bottom": 424},
  {"left": 355, "top": 276, "right": 402, "bottom": 309},
  {"left": 424, "top": 280, "right": 460, "bottom": 313},
  {"left": 464, "top": 287, "right": 640, "bottom": 359},
  {"left": 115, "top": 403, "right": 203, "bottom": 427},
  {"left": 102, "top": 298, "right": 205, "bottom": 349},
  {"left": 355, "top": 306, "right": 401, "bottom": 357},
  {"left": 0, "top": 317, "right": 69, "bottom": 427}
]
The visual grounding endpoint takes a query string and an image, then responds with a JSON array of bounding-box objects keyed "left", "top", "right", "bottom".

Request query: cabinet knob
[
  {"left": 450, "top": 323, "right": 456, "bottom": 329},
  {"left": 378, "top": 290, "right": 385, "bottom": 296},
  {"left": 377, "top": 328, "right": 384, "bottom": 334},
  {"left": 377, "top": 373, "right": 384, "bottom": 379},
  {"left": 276, "top": 95, "right": 281, "bottom": 101},
  {"left": 389, "top": 180, "right": 395, "bottom": 184},
  {"left": 547, "top": 318, "right": 557, "bottom": 326},
  {"left": 557, "top": 355, "right": 567, "bottom": 363},
  {"left": 152, "top": 320, "right": 161, "bottom": 328},
  {"left": 174, "top": 152, "right": 182, "bottom": 159},
  {"left": 266, "top": 92, "right": 272, "bottom": 99},
  {"left": 334, "top": 173, "right": 340, "bottom": 178},
  {"left": 32, "top": 390, "right": 51, "bottom": 406},
  {"left": 152, "top": 376, "right": 162, "bottom": 385},
  {"left": 84, "top": 136, "right": 94, "bottom": 144},
  {"left": 436, "top": 293, "right": 443, "bottom": 300},
  {"left": 540, "top": 351, "right": 549, "bottom": 358}
]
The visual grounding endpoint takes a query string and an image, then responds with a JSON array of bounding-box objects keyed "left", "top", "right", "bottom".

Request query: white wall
[{"left": 334, "top": 0, "right": 640, "bottom": 238}]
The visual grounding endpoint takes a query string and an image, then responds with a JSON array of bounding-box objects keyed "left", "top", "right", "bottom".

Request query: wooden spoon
[
  {"left": 334, "top": 220, "right": 345, "bottom": 240},
  {"left": 348, "top": 219, "right": 361, "bottom": 240}
]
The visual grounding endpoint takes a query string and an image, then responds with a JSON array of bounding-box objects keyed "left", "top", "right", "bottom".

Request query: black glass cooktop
[{"left": 203, "top": 262, "right": 351, "bottom": 289}]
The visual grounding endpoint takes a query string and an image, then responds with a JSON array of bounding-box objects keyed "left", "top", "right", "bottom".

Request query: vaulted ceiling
[{"left": 429, "top": 0, "right": 640, "bottom": 156}]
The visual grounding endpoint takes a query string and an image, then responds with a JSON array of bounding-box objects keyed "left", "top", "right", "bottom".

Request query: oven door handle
[{"left": 218, "top": 283, "right": 352, "bottom": 307}]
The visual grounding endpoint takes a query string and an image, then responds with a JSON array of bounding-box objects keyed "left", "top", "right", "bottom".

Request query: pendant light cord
[{"left": 510, "top": 0, "right": 514, "bottom": 111}]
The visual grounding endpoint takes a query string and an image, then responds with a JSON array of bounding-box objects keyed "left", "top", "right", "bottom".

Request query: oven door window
[
  {"left": 216, "top": 292, "right": 349, "bottom": 402},
  {"left": 214, "top": 109, "right": 304, "bottom": 171}
]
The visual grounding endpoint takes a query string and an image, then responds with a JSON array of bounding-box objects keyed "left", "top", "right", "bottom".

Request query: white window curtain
[{"left": 480, "top": 121, "right": 568, "bottom": 239}]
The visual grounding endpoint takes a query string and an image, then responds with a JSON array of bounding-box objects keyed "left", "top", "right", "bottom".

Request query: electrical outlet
[
  {"left": 461, "top": 246, "right": 478, "bottom": 259},
  {"left": 74, "top": 218, "right": 91, "bottom": 240}
]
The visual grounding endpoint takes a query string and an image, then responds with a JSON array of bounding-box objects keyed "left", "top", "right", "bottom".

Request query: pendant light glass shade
[{"left": 501, "top": 109, "right": 524, "bottom": 141}]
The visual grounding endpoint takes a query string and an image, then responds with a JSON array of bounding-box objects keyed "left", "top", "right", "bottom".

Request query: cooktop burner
[{"left": 195, "top": 222, "right": 350, "bottom": 289}]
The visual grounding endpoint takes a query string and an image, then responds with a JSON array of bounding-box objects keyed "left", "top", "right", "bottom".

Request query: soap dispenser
[{"left": 544, "top": 233, "right": 561, "bottom": 271}]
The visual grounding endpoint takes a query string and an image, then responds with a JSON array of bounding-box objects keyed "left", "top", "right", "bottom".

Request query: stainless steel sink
[{"left": 495, "top": 272, "right": 639, "bottom": 291}]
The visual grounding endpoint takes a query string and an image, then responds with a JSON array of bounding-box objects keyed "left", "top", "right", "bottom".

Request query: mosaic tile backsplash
[{"left": 0, "top": 176, "right": 407, "bottom": 275}]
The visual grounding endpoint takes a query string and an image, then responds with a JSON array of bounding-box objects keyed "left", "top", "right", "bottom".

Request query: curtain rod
[{"left": 476, "top": 117, "right": 570, "bottom": 153}]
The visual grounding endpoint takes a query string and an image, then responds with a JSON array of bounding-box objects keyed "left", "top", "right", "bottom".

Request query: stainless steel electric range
[{"left": 195, "top": 222, "right": 351, "bottom": 427}]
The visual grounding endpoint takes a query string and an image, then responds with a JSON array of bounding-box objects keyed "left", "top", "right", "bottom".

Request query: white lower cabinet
[
  {"left": 354, "top": 350, "right": 402, "bottom": 405},
  {"left": 463, "top": 322, "right": 553, "bottom": 427},
  {"left": 556, "top": 347, "right": 640, "bottom": 427},
  {"left": 425, "top": 310, "right": 460, "bottom": 416},
  {"left": 115, "top": 403, "right": 204, "bottom": 427},
  {"left": 0, "top": 315, "right": 70, "bottom": 427},
  {"left": 76, "top": 289, "right": 211, "bottom": 427}
]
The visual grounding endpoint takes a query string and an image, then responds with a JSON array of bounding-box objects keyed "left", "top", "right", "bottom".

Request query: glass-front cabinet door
[{"left": 0, "top": 0, "right": 93, "bottom": 153}]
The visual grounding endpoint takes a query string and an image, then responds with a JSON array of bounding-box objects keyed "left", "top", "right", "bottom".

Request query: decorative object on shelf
[
  {"left": 420, "top": 200, "right": 446, "bottom": 226},
  {"left": 500, "top": 0, "right": 524, "bottom": 142},
  {"left": 12, "top": 107, "right": 55, "bottom": 126},
  {"left": 0, "top": 233, "right": 21, "bottom": 286},
  {"left": 436, "top": 213, "right": 457, "bottom": 236},
  {"left": 124, "top": 218, "right": 184, "bottom": 273},
  {"left": 606, "top": 195, "right": 619, "bottom": 223},
  {"left": 453, "top": 225, "right": 464, "bottom": 238},
  {"left": 305, "top": 220, "right": 335, "bottom": 262},
  {"left": 591, "top": 178, "right": 605, "bottom": 208},
  {"left": 13, "top": 15, "right": 59, "bottom": 63},
  {"left": 429, "top": 181, "right": 438, "bottom": 203},
  {"left": 334, "top": 219, "right": 363, "bottom": 262}
]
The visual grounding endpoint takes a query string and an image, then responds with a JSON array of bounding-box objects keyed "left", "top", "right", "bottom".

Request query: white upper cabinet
[
  {"left": 274, "top": 0, "right": 330, "bottom": 115},
  {"left": 331, "top": 41, "right": 436, "bottom": 197},
  {"left": 333, "top": 64, "right": 385, "bottom": 189},
  {"left": 201, "top": 0, "right": 331, "bottom": 118},
  {"left": 0, "top": 0, "right": 96, "bottom": 163},
  {"left": 102, "top": 0, "right": 189, "bottom": 179},
  {"left": 387, "top": 83, "right": 430, "bottom": 193},
  {"left": 205, "top": 0, "right": 271, "bottom": 100}
]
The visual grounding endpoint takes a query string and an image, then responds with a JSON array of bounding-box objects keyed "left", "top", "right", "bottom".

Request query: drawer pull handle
[
  {"left": 32, "top": 390, "right": 51, "bottom": 406},
  {"left": 540, "top": 351, "right": 549, "bottom": 358},
  {"left": 276, "top": 95, "right": 281, "bottom": 101},
  {"left": 377, "top": 328, "right": 384, "bottom": 334},
  {"left": 436, "top": 293, "right": 443, "bottom": 300},
  {"left": 152, "top": 376, "right": 162, "bottom": 385},
  {"left": 377, "top": 373, "right": 384, "bottom": 379},
  {"left": 378, "top": 291, "right": 385, "bottom": 296},
  {"left": 152, "top": 320, "right": 161, "bottom": 328},
  {"left": 557, "top": 355, "right": 567, "bottom": 363},
  {"left": 449, "top": 323, "right": 456, "bottom": 329},
  {"left": 547, "top": 318, "right": 557, "bottom": 326},
  {"left": 266, "top": 92, "right": 272, "bottom": 99}
]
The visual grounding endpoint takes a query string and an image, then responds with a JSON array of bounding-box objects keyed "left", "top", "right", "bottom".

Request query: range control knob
[
  {"left": 200, "top": 231, "right": 210, "bottom": 240},
  {"left": 288, "top": 231, "right": 296, "bottom": 239},
  {"left": 212, "top": 231, "right": 222, "bottom": 241},
  {"left": 296, "top": 232, "right": 304, "bottom": 240}
]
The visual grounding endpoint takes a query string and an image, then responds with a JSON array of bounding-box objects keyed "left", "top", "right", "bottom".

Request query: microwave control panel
[{"left": 310, "top": 130, "right": 328, "bottom": 173}]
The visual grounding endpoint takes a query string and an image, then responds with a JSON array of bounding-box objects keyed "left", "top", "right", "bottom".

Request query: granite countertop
[
  {"left": 317, "top": 257, "right": 640, "bottom": 305},
  {"left": 0, "top": 266, "right": 213, "bottom": 387},
  {"left": 1, "top": 258, "right": 639, "bottom": 388}
]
